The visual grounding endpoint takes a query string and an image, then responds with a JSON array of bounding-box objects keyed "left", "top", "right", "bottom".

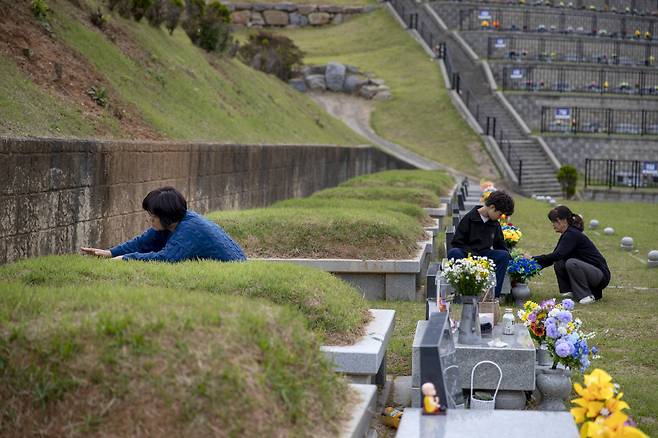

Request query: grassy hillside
[
  {"left": 0, "top": 0, "right": 365, "bottom": 144},
  {"left": 271, "top": 9, "right": 485, "bottom": 174},
  {"left": 0, "top": 55, "right": 122, "bottom": 137}
]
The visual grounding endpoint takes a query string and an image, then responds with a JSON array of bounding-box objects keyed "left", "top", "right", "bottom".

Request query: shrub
[
  {"left": 556, "top": 164, "right": 578, "bottom": 199},
  {"left": 164, "top": 0, "right": 184, "bottom": 34},
  {"left": 181, "top": 0, "right": 206, "bottom": 45},
  {"left": 131, "top": 0, "right": 153, "bottom": 21},
  {"left": 31, "top": 0, "right": 50, "bottom": 28},
  {"left": 197, "top": 1, "right": 231, "bottom": 52},
  {"left": 87, "top": 86, "right": 108, "bottom": 107},
  {"left": 146, "top": 0, "right": 167, "bottom": 26},
  {"left": 107, "top": 0, "right": 131, "bottom": 18},
  {"left": 238, "top": 31, "right": 304, "bottom": 81},
  {"left": 89, "top": 7, "right": 107, "bottom": 29}
]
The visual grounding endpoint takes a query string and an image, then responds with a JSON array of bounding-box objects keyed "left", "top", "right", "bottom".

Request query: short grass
[
  {"left": 25, "top": 0, "right": 365, "bottom": 144},
  {"left": 208, "top": 207, "right": 426, "bottom": 259},
  {"left": 511, "top": 197, "right": 658, "bottom": 436},
  {"left": 377, "top": 197, "right": 657, "bottom": 435},
  {"left": 0, "top": 55, "right": 122, "bottom": 137},
  {"left": 272, "top": 9, "right": 483, "bottom": 174},
  {"left": 0, "top": 276, "right": 349, "bottom": 436},
  {"left": 0, "top": 256, "right": 370, "bottom": 344},
  {"left": 312, "top": 186, "right": 441, "bottom": 208},
  {"left": 339, "top": 169, "right": 455, "bottom": 196},
  {"left": 271, "top": 197, "right": 432, "bottom": 225}
]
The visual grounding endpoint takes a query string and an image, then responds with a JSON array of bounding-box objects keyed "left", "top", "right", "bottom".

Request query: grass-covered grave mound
[
  {"left": 339, "top": 170, "right": 455, "bottom": 196},
  {"left": 271, "top": 197, "right": 432, "bottom": 226},
  {"left": 311, "top": 186, "right": 441, "bottom": 209},
  {"left": 208, "top": 207, "right": 426, "bottom": 260},
  {"left": 0, "top": 256, "right": 370, "bottom": 344},
  {"left": 0, "top": 256, "right": 372, "bottom": 436}
]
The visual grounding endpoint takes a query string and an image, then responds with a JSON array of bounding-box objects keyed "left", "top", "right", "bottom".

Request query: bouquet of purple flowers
[{"left": 542, "top": 298, "right": 599, "bottom": 372}]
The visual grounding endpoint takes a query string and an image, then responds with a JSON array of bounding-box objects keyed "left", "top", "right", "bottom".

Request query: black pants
[{"left": 554, "top": 259, "right": 603, "bottom": 301}]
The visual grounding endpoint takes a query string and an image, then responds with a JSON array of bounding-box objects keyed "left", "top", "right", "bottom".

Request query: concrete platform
[
  {"left": 321, "top": 309, "right": 395, "bottom": 383},
  {"left": 257, "top": 232, "right": 433, "bottom": 300},
  {"left": 396, "top": 408, "right": 579, "bottom": 438},
  {"left": 342, "top": 384, "right": 377, "bottom": 438}
]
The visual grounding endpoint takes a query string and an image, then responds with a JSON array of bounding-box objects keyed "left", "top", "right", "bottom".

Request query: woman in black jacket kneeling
[{"left": 532, "top": 206, "right": 610, "bottom": 305}]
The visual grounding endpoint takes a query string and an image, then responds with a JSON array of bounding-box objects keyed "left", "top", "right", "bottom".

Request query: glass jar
[{"left": 503, "top": 308, "right": 515, "bottom": 335}]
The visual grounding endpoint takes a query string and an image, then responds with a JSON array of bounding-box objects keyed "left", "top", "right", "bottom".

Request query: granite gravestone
[{"left": 419, "top": 312, "right": 465, "bottom": 410}]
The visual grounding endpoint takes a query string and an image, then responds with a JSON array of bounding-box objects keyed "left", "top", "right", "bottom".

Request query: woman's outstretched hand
[{"left": 80, "top": 247, "right": 111, "bottom": 258}]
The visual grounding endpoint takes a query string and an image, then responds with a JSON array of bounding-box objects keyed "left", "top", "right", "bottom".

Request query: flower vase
[
  {"left": 458, "top": 295, "right": 482, "bottom": 345},
  {"left": 537, "top": 342, "right": 553, "bottom": 366},
  {"left": 536, "top": 368, "right": 571, "bottom": 411},
  {"left": 511, "top": 281, "right": 531, "bottom": 305}
]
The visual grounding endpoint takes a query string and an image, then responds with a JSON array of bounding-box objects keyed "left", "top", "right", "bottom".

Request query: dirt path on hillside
[
  {"left": 308, "top": 92, "right": 444, "bottom": 171},
  {"left": 308, "top": 92, "right": 499, "bottom": 181}
]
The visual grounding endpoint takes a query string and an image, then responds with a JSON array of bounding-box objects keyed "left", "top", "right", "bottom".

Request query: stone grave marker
[{"left": 418, "top": 312, "right": 465, "bottom": 410}]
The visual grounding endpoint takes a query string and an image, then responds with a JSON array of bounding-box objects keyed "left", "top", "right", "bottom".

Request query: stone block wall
[
  {"left": 541, "top": 136, "right": 658, "bottom": 172},
  {"left": 505, "top": 93, "right": 658, "bottom": 131},
  {"left": 227, "top": 3, "right": 377, "bottom": 27},
  {"left": 0, "top": 138, "right": 411, "bottom": 264}
]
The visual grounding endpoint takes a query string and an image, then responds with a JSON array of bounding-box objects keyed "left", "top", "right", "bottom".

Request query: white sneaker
[
  {"left": 560, "top": 292, "right": 573, "bottom": 298},
  {"left": 579, "top": 296, "right": 595, "bottom": 305}
]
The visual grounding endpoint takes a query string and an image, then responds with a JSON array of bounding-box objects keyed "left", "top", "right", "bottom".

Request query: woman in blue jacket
[
  {"left": 81, "top": 187, "right": 246, "bottom": 263},
  {"left": 532, "top": 206, "right": 610, "bottom": 305}
]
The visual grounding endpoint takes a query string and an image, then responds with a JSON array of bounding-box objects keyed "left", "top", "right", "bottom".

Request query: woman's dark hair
[
  {"left": 484, "top": 191, "right": 515, "bottom": 215},
  {"left": 142, "top": 186, "right": 187, "bottom": 228},
  {"left": 547, "top": 205, "right": 584, "bottom": 231}
]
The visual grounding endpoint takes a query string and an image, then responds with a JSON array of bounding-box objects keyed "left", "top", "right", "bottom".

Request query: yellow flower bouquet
[{"left": 571, "top": 369, "right": 648, "bottom": 438}]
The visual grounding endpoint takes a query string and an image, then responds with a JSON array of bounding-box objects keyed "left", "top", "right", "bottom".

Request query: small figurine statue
[{"left": 421, "top": 382, "right": 442, "bottom": 415}]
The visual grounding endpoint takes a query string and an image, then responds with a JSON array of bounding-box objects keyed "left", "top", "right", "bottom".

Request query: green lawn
[
  {"left": 272, "top": 9, "right": 484, "bottom": 174},
  {"left": 377, "top": 197, "right": 658, "bottom": 435},
  {"left": 513, "top": 197, "right": 658, "bottom": 436}
]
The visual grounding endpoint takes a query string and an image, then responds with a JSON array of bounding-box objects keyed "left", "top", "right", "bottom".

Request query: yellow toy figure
[{"left": 421, "top": 382, "right": 442, "bottom": 415}]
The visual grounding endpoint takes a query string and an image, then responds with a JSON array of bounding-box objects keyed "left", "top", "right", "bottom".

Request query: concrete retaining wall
[
  {"left": 0, "top": 138, "right": 410, "bottom": 264},
  {"left": 581, "top": 188, "right": 658, "bottom": 202}
]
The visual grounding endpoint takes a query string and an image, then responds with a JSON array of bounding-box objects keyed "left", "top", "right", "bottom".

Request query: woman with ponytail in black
[{"left": 532, "top": 206, "right": 610, "bottom": 305}]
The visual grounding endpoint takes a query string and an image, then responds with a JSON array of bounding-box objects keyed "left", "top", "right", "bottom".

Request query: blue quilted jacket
[{"left": 110, "top": 211, "right": 246, "bottom": 262}]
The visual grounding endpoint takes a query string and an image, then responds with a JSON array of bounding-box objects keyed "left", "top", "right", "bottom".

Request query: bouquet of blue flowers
[
  {"left": 506, "top": 256, "right": 542, "bottom": 284},
  {"left": 542, "top": 298, "right": 599, "bottom": 372}
]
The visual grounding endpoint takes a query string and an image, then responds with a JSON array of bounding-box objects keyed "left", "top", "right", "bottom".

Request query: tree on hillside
[
  {"left": 182, "top": 0, "right": 232, "bottom": 52},
  {"left": 131, "top": 0, "right": 153, "bottom": 21},
  {"left": 164, "top": 0, "right": 184, "bottom": 34},
  {"left": 146, "top": 0, "right": 167, "bottom": 26}
]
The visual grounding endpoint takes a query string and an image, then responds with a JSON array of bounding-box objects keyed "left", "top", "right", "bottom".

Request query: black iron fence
[
  {"left": 487, "top": 35, "right": 658, "bottom": 67},
  {"left": 541, "top": 106, "right": 658, "bottom": 135},
  {"left": 458, "top": 7, "right": 658, "bottom": 38},
  {"left": 585, "top": 158, "right": 658, "bottom": 188},
  {"left": 435, "top": 0, "right": 658, "bottom": 15},
  {"left": 501, "top": 64, "right": 658, "bottom": 95}
]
